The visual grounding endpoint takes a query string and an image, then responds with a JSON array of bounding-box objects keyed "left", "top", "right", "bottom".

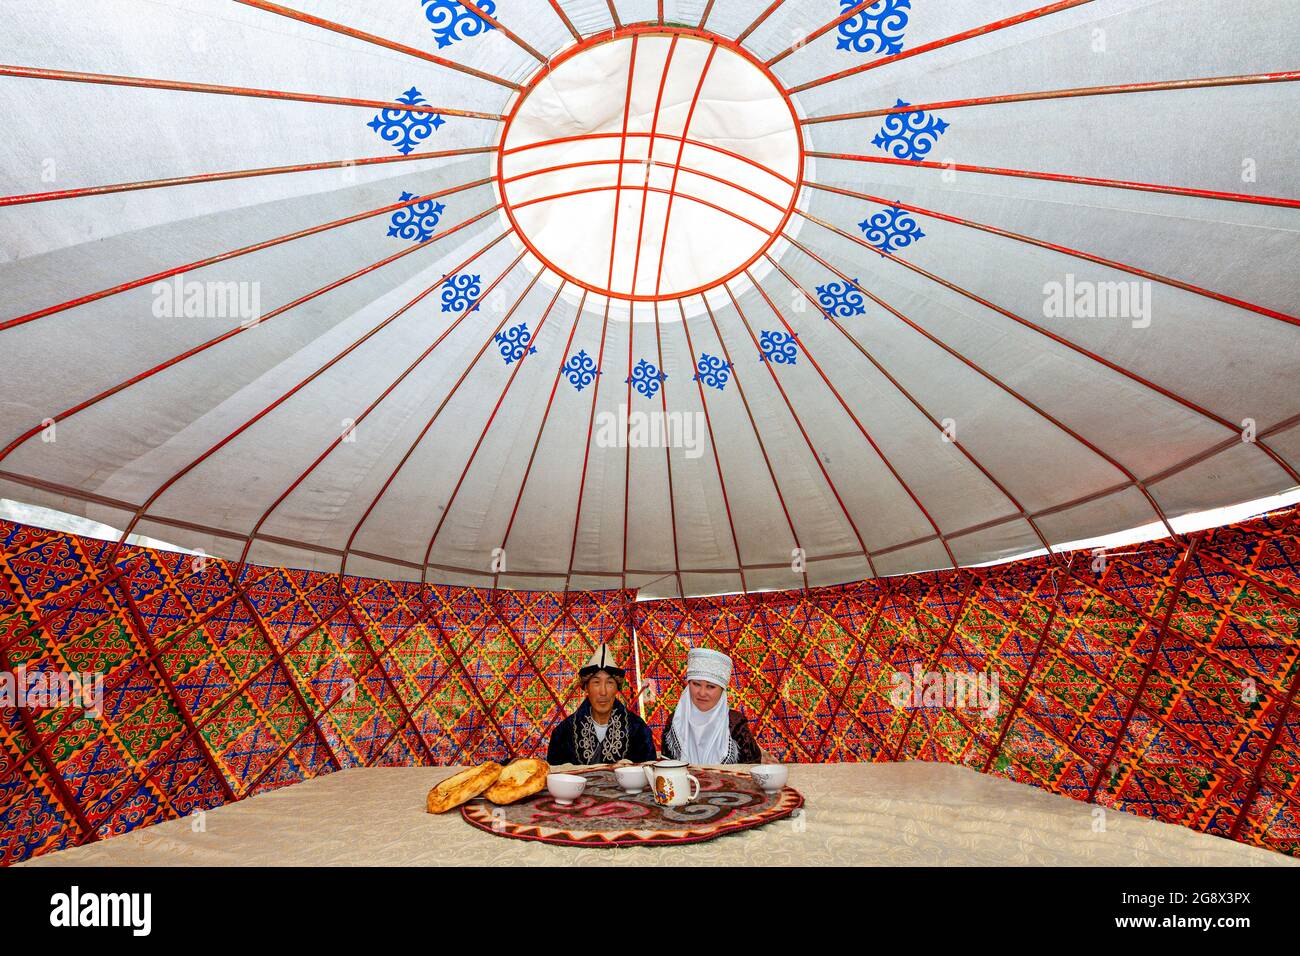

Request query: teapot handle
[{"left": 687, "top": 774, "right": 701, "bottom": 801}]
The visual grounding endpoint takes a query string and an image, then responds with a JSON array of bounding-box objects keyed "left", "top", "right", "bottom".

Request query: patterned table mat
[{"left": 461, "top": 765, "right": 803, "bottom": 847}]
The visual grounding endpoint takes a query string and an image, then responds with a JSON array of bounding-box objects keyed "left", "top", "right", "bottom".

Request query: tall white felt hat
[
  {"left": 685, "top": 647, "right": 733, "bottom": 688},
  {"left": 579, "top": 642, "right": 625, "bottom": 679}
]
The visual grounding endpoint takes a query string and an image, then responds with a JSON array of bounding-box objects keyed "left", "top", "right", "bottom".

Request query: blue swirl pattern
[
  {"left": 495, "top": 322, "right": 537, "bottom": 365},
  {"left": 562, "top": 350, "right": 599, "bottom": 391},
  {"left": 441, "top": 273, "right": 482, "bottom": 313},
  {"left": 421, "top": 0, "right": 496, "bottom": 48},
  {"left": 759, "top": 330, "right": 799, "bottom": 365},
  {"left": 836, "top": 0, "right": 910, "bottom": 56},
  {"left": 367, "top": 87, "right": 444, "bottom": 156},
  {"left": 858, "top": 205, "right": 925, "bottom": 255},
  {"left": 694, "top": 353, "right": 732, "bottom": 391},
  {"left": 871, "top": 100, "right": 949, "bottom": 161},
  {"left": 816, "top": 279, "right": 866, "bottom": 318},
  {"left": 626, "top": 358, "right": 668, "bottom": 400},
  {"left": 387, "top": 192, "right": 447, "bottom": 243}
]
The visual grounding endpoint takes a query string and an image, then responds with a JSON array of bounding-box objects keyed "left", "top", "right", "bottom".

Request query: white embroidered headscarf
[{"left": 670, "top": 648, "right": 733, "bottom": 764}]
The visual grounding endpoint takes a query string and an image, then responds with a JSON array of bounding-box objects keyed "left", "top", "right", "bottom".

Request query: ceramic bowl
[
  {"left": 545, "top": 773, "right": 587, "bottom": 805},
  {"left": 613, "top": 765, "right": 646, "bottom": 793},
  {"left": 749, "top": 764, "right": 788, "bottom": 793}
]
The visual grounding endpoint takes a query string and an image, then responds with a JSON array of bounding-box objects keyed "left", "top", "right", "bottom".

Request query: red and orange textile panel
[{"left": 3, "top": 508, "right": 1298, "bottom": 864}]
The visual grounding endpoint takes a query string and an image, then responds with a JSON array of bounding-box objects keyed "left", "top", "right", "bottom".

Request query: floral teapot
[{"left": 643, "top": 760, "right": 701, "bottom": 807}]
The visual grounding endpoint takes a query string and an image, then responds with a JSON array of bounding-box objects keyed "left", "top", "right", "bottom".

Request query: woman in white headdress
[{"left": 661, "top": 647, "right": 761, "bottom": 764}]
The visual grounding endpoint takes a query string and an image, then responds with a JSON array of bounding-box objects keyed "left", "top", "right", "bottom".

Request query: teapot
[{"left": 643, "top": 760, "right": 701, "bottom": 807}]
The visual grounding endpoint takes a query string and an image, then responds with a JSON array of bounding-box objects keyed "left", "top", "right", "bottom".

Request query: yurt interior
[{"left": 2, "top": 0, "right": 1299, "bottom": 914}]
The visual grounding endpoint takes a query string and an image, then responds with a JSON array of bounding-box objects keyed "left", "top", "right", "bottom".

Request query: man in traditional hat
[
  {"left": 661, "top": 647, "right": 762, "bottom": 764},
  {"left": 545, "top": 642, "right": 657, "bottom": 765}
]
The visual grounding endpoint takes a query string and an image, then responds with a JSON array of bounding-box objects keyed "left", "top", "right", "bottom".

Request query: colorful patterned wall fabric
[{"left": 2, "top": 507, "right": 1297, "bottom": 864}]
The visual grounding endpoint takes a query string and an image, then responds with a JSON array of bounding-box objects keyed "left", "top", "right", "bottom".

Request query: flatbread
[
  {"left": 484, "top": 758, "right": 550, "bottom": 805},
  {"left": 426, "top": 762, "right": 503, "bottom": 814}
]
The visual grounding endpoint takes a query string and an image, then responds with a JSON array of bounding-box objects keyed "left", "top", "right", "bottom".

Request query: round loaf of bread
[
  {"left": 426, "top": 762, "right": 503, "bottom": 814},
  {"left": 484, "top": 758, "right": 550, "bottom": 805}
]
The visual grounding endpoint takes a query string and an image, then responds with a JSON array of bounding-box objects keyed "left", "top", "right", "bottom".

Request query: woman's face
[{"left": 688, "top": 679, "right": 724, "bottom": 712}]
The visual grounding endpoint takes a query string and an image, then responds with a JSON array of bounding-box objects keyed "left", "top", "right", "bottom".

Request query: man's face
[
  {"left": 688, "top": 679, "right": 724, "bottom": 712},
  {"left": 586, "top": 671, "right": 619, "bottom": 712}
]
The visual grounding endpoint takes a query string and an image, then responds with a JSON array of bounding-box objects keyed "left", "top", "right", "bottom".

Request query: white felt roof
[{"left": 1, "top": 0, "right": 1297, "bottom": 597}]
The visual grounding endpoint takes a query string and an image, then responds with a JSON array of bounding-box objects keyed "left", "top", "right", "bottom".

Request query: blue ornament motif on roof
[
  {"left": 388, "top": 192, "right": 446, "bottom": 242},
  {"left": 441, "top": 273, "right": 482, "bottom": 313},
  {"left": 694, "top": 353, "right": 732, "bottom": 391},
  {"left": 759, "top": 330, "right": 799, "bottom": 365},
  {"left": 626, "top": 358, "right": 667, "bottom": 400},
  {"left": 495, "top": 322, "right": 537, "bottom": 365},
  {"left": 421, "top": 0, "right": 496, "bottom": 48},
  {"left": 367, "top": 87, "right": 445, "bottom": 155},
  {"left": 562, "top": 350, "right": 599, "bottom": 391},
  {"left": 859, "top": 205, "right": 924, "bottom": 255},
  {"left": 872, "top": 99, "right": 949, "bottom": 161},
  {"left": 836, "top": 0, "right": 910, "bottom": 56},
  {"left": 816, "top": 279, "right": 866, "bottom": 318}
]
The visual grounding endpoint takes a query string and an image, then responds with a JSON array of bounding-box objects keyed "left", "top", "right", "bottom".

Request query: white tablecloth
[{"left": 22, "top": 762, "right": 1295, "bottom": 867}]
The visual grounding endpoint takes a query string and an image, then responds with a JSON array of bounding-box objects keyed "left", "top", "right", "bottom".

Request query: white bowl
[
  {"left": 750, "top": 764, "right": 788, "bottom": 793},
  {"left": 546, "top": 773, "right": 587, "bottom": 805},
  {"left": 614, "top": 766, "right": 646, "bottom": 793}
]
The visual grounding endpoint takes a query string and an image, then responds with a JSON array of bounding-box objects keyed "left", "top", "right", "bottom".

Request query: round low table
[{"left": 461, "top": 765, "right": 803, "bottom": 848}]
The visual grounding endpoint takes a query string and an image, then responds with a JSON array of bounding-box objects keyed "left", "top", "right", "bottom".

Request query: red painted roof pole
[
  {"left": 805, "top": 152, "right": 1300, "bottom": 210},
  {"left": 805, "top": 181, "right": 1298, "bottom": 326},
  {"left": 803, "top": 72, "right": 1300, "bottom": 125},
  {"left": 0, "top": 64, "right": 504, "bottom": 119},
  {"left": 675, "top": 300, "right": 749, "bottom": 595},
  {"left": 564, "top": 301, "right": 613, "bottom": 594},
  {"left": 238, "top": 250, "right": 529, "bottom": 572},
  {"left": 561, "top": 38, "right": 638, "bottom": 592},
  {"left": 458, "top": 0, "right": 548, "bottom": 63},
  {"left": 1, "top": 189, "right": 490, "bottom": 333},
  {"left": 761, "top": 256, "right": 1064, "bottom": 557},
  {"left": 772, "top": 233, "right": 1168, "bottom": 539},
  {"left": 650, "top": 44, "right": 718, "bottom": 298},
  {"left": 0, "top": 195, "right": 501, "bottom": 466},
  {"left": 623, "top": 37, "right": 680, "bottom": 591},
  {"left": 0, "top": 146, "right": 496, "bottom": 207},
  {"left": 725, "top": 284, "right": 885, "bottom": 577},
  {"left": 605, "top": 0, "right": 623, "bottom": 31},
  {"left": 790, "top": 0, "right": 1096, "bottom": 94},
  {"left": 651, "top": 304, "right": 685, "bottom": 598},
  {"left": 698, "top": 295, "right": 809, "bottom": 590},
  {"left": 788, "top": 210, "right": 1300, "bottom": 486},
  {"left": 548, "top": 0, "right": 583, "bottom": 43},
  {"left": 492, "top": 293, "right": 589, "bottom": 590},
  {"left": 418, "top": 279, "right": 566, "bottom": 567},
  {"left": 3, "top": 409, "right": 1295, "bottom": 585},
  {"left": 766, "top": 0, "right": 874, "bottom": 66},
  {"left": 231, "top": 0, "right": 522, "bottom": 89},
  {"left": 740, "top": 278, "right": 952, "bottom": 573},
  {"left": 106, "top": 235, "right": 517, "bottom": 574},
  {"left": 735, "top": 0, "right": 785, "bottom": 46}
]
